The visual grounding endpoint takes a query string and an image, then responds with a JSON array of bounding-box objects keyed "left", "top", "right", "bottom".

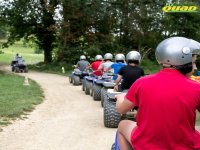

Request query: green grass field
[
  {"left": 0, "top": 41, "right": 43, "bottom": 64},
  {"left": 0, "top": 71, "right": 43, "bottom": 127}
]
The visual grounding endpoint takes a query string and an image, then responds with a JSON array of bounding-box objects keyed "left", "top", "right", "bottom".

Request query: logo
[{"left": 162, "top": 2, "right": 198, "bottom": 13}]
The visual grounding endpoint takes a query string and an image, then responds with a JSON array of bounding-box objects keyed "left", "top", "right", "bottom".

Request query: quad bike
[
  {"left": 101, "top": 78, "right": 116, "bottom": 107},
  {"left": 11, "top": 60, "right": 28, "bottom": 73},
  {"left": 92, "top": 72, "right": 114, "bottom": 101},
  {"left": 69, "top": 69, "right": 89, "bottom": 86},
  {"left": 84, "top": 75, "right": 96, "bottom": 95},
  {"left": 103, "top": 90, "right": 137, "bottom": 128}
]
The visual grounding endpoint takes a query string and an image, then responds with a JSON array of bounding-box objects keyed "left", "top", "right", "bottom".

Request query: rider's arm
[
  {"left": 97, "top": 63, "right": 103, "bottom": 71},
  {"left": 114, "top": 75, "right": 122, "bottom": 87},
  {"left": 116, "top": 94, "right": 134, "bottom": 114}
]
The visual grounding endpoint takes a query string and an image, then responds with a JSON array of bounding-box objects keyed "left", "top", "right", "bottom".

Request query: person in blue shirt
[{"left": 106, "top": 53, "right": 126, "bottom": 80}]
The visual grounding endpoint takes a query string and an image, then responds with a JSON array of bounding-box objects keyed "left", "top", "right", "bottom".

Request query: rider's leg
[{"left": 118, "top": 120, "right": 136, "bottom": 150}]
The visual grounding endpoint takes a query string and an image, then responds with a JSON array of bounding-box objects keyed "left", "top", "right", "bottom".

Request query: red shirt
[
  {"left": 90, "top": 60, "right": 103, "bottom": 76},
  {"left": 126, "top": 68, "right": 200, "bottom": 150}
]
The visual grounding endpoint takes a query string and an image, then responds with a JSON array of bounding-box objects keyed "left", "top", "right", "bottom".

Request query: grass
[
  {"left": 28, "top": 62, "right": 73, "bottom": 76},
  {"left": 0, "top": 41, "right": 43, "bottom": 65},
  {"left": 0, "top": 71, "right": 44, "bottom": 127}
]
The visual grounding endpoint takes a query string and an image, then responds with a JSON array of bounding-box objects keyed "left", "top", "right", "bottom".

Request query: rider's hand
[
  {"left": 115, "top": 93, "right": 125, "bottom": 104},
  {"left": 114, "top": 85, "right": 118, "bottom": 91}
]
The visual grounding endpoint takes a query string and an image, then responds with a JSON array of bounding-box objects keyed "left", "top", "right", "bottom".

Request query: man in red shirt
[
  {"left": 116, "top": 37, "right": 200, "bottom": 150},
  {"left": 88, "top": 55, "right": 103, "bottom": 76}
]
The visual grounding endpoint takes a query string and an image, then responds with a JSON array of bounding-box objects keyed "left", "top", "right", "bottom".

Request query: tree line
[{"left": 0, "top": 0, "right": 200, "bottom": 64}]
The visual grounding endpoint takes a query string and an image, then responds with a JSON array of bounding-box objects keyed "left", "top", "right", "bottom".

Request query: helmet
[
  {"left": 115, "top": 53, "right": 125, "bottom": 61},
  {"left": 95, "top": 55, "right": 103, "bottom": 60},
  {"left": 126, "top": 51, "right": 141, "bottom": 62},
  {"left": 155, "top": 37, "right": 200, "bottom": 66},
  {"left": 80, "top": 55, "right": 86, "bottom": 60},
  {"left": 104, "top": 53, "right": 113, "bottom": 60}
]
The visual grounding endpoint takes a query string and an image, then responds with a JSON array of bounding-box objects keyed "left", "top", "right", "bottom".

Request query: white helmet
[
  {"left": 80, "top": 55, "right": 86, "bottom": 60},
  {"left": 126, "top": 51, "right": 141, "bottom": 62},
  {"left": 104, "top": 53, "right": 113, "bottom": 60},
  {"left": 155, "top": 37, "right": 200, "bottom": 66},
  {"left": 115, "top": 53, "right": 125, "bottom": 61},
  {"left": 95, "top": 55, "right": 103, "bottom": 60}
]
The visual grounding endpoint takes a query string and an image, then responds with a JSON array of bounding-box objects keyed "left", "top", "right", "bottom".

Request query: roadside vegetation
[{"left": 0, "top": 71, "right": 43, "bottom": 129}]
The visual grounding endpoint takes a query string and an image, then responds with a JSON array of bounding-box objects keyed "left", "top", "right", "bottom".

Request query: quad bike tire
[
  {"left": 85, "top": 80, "right": 90, "bottom": 95},
  {"left": 73, "top": 75, "right": 80, "bottom": 86},
  {"left": 69, "top": 74, "right": 73, "bottom": 84},
  {"left": 90, "top": 82, "right": 93, "bottom": 96},
  {"left": 82, "top": 79, "right": 85, "bottom": 91},
  {"left": 111, "top": 143, "right": 115, "bottom": 150},
  {"left": 101, "top": 87, "right": 107, "bottom": 107},
  {"left": 15, "top": 67, "right": 20, "bottom": 73},
  {"left": 104, "top": 98, "right": 121, "bottom": 128},
  {"left": 24, "top": 67, "right": 28, "bottom": 73},
  {"left": 93, "top": 83, "right": 102, "bottom": 101}
]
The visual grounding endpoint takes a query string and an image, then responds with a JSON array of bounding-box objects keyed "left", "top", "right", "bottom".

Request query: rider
[
  {"left": 116, "top": 37, "right": 200, "bottom": 149},
  {"left": 97, "top": 53, "right": 114, "bottom": 74},
  {"left": 106, "top": 53, "right": 126, "bottom": 80},
  {"left": 114, "top": 51, "right": 144, "bottom": 92},
  {"left": 74, "top": 55, "right": 90, "bottom": 71},
  {"left": 88, "top": 54, "right": 103, "bottom": 76}
]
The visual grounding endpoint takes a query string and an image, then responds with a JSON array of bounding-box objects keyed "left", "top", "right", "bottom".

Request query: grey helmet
[
  {"left": 115, "top": 53, "right": 125, "bottom": 61},
  {"left": 104, "top": 53, "right": 113, "bottom": 60},
  {"left": 95, "top": 55, "right": 103, "bottom": 61},
  {"left": 126, "top": 51, "right": 141, "bottom": 62},
  {"left": 155, "top": 37, "right": 200, "bottom": 66},
  {"left": 80, "top": 55, "right": 86, "bottom": 60}
]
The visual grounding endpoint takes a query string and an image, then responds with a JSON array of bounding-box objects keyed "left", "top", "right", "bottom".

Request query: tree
[{"left": 0, "top": 0, "right": 60, "bottom": 63}]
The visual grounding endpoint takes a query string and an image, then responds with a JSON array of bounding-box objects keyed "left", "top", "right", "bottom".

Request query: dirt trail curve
[{"left": 0, "top": 65, "right": 116, "bottom": 150}]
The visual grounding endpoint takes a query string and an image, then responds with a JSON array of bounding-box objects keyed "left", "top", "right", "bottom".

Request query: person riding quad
[
  {"left": 106, "top": 53, "right": 126, "bottom": 80},
  {"left": 114, "top": 51, "right": 144, "bottom": 92},
  {"left": 74, "top": 55, "right": 90, "bottom": 71},
  {"left": 115, "top": 37, "right": 200, "bottom": 150},
  {"left": 97, "top": 53, "right": 114, "bottom": 74},
  {"left": 88, "top": 55, "right": 103, "bottom": 76}
]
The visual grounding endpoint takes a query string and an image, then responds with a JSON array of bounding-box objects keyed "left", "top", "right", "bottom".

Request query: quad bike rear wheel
[
  {"left": 93, "top": 83, "right": 102, "bottom": 101},
  {"left": 85, "top": 80, "right": 90, "bottom": 95},
  {"left": 101, "top": 87, "right": 107, "bottom": 107},
  {"left": 73, "top": 75, "right": 80, "bottom": 85}
]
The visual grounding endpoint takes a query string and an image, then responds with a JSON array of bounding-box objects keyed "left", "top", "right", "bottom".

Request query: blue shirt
[{"left": 111, "top": 62, "right": 126, "bottom": 80}]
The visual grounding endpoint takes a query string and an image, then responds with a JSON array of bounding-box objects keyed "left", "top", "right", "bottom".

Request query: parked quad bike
[{"left": 103, "top": 90, "right": 137, "bottom": 128}]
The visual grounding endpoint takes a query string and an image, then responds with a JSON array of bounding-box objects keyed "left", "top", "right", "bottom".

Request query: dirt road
[{"left": 0, "top": 66, "right": 116, "bottom": 150}]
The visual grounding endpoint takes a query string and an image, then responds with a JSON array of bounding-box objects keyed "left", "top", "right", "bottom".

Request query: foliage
[
  {"left": 1, "top": 0, "right": 200, "bottom": 64},
  {"left": 0, "top": 0, "right": 60, "bottom": 63}
]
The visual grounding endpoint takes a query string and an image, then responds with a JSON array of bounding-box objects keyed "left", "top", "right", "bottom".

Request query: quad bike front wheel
[{"left": 103, "top": 98, "right": 121, "bottom": 128}]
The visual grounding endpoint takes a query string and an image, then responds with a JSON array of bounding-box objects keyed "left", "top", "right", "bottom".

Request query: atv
[
  {"left": 103, "top": 90, "right": 137, "bottom": 128},
  {"left": 11, "top": 59, "right": 28, "bottom": 73},
  {"left": 69, "top": 69, "right": 89, "bottom": 86},
  {"left": 92, "top": 72, "right": 114, "bottom": 101}
]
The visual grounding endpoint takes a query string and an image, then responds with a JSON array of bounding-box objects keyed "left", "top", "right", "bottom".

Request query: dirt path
[{"left": 0, "top": 66, "right": 116, "bottom": 150}]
